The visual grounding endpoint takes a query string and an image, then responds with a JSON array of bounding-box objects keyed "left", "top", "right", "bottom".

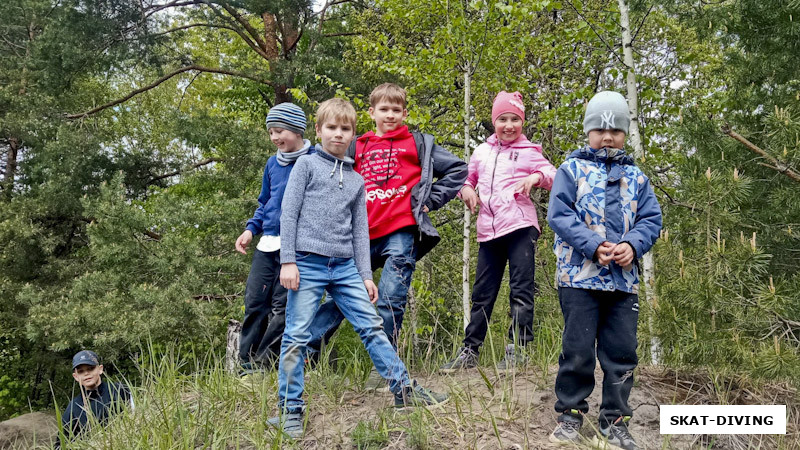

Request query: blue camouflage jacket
[{"left": 547, "top": 146, "right": 662, "bottom": 293}]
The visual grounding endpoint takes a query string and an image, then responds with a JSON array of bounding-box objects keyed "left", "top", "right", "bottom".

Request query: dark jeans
[
  {"left": 239, "top": 249, "right": 288, "bottom": 364},
  {"left": 463, "top": 226, "right": 539, "bottom": 351},
  {"left": 554, "top": 287, "right": 639, "bottom": 426},
  {"left": 308, "top": 229, "right": 417, "bottom": 350}
]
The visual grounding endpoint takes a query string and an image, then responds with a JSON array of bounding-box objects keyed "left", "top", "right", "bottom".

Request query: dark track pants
[
  {"left": 554, "top": 286, "right": 639, "bottom": 426},
  {"left": 463, "top": 226, "right": 539, "bottom": 351}
]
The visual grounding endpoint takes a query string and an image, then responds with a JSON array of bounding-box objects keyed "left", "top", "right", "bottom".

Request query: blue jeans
[
  {"left": 277, "top": 252, "right": 412, "bottom": 414},
  {"left": 308, "top": 230, "right": 417, "bottom": 351}
]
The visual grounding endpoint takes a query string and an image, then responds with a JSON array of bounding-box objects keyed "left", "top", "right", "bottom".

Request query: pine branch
[
  {"left": 145, "top": 22, "right": 241, "bottom": 38},
  {"left": 207, "top": 0, "right": 269, "bottom": 53},
  {"left": 196, "top": 0, "right": 272, "bottom": 60},
  {"left": 721, "top": 123, "right": 800, "bottom": 183},
  {"left": 66, "top": 66, "right": 272, "bottom": 119}
]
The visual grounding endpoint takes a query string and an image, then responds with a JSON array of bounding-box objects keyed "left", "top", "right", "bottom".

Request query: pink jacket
[{"left": 464, "top": 134, "right": 556, "bottom": 242}]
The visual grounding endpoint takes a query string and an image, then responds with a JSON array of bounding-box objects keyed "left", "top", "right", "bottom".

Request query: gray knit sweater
[{"left": 279, "top": 147, "right": 372, "bottom": 280}]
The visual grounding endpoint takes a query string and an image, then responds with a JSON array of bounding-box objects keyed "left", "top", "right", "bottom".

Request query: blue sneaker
[
  {"left": 394, "top": 381, "right": 449, "bottom": 408},
  {"left": 267, "top": 412, "right": 304, "bottom": 439}
]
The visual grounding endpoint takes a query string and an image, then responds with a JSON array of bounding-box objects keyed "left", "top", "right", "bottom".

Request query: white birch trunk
[
  {"left": 617, "top": 0, "right": 660, "bottom": 365},
  {"left": 462, "top": 67, "right": 472, "bottom": 330}
]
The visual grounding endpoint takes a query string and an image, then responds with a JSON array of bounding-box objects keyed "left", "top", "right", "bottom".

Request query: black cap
[{"left": 71, "top": 350, "right": 100, "bottom": 370}]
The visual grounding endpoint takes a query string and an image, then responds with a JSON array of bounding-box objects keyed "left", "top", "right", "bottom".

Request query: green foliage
[{"left": 646, "top": 0, "right": 800, "bottom": 380}]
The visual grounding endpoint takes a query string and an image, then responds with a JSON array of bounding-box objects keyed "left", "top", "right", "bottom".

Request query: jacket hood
[
  {"left": 568, "top": 145, "right": 635, "bottom": 165},
  {"left": 357, "top": 125, "right": 413, "bottom": 143},
  {"left": 315, "top": 144, "right": 355, "bottom": 168},
  {"left": 486, "top": 133, "right": 542, "bottom": 151}
]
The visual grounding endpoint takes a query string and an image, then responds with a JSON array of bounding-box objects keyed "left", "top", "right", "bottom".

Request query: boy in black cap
[{"left": 60, "top": 350, "right": 132, "bottom": 442}]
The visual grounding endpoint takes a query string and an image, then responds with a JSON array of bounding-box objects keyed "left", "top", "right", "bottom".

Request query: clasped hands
[{"left": 595, "top": 241, "right": 635, "bottom": 267}]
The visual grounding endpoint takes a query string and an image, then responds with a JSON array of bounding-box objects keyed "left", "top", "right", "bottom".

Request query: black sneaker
[
  {"left": 238, "top": 361, "right": 268, "bottom": 377},
  {"left": 548, "top": 416, "right": 583, "bottom": 445},
  {"left": 592, "top": 416, "right": 639, "bottom": 450},
  {"left": 439, "top": 347, "right": 479, "bottom": 373},
  {"left": 267, "top": 412, "right": 304, "bottom": 439},
  {"left": 496, "top": 344, "right": 529, "bottom": 371},
  {"left": 394, "top": 381, "right": 449, "bottom": 408}
]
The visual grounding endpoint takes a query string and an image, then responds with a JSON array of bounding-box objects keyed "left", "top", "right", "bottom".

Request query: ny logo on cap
[{"left": 600, "top": 110, "right": 615, "bottom": 129}]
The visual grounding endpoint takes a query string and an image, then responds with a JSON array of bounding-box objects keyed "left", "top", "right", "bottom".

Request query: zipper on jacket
[{"left": 487, "top": 144, "right": 501, "bottom": 238}]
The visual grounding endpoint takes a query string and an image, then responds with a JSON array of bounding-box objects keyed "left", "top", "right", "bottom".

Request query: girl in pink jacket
[{"left": 441, "top": 91, "right": 556, "bottom": 372}]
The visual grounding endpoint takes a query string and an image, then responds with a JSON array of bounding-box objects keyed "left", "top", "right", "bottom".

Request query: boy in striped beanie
[{"left": 234, "top": 102, "right": 313, "bottom": 372}]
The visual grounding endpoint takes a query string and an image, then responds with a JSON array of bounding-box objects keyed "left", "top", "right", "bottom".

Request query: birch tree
[{"left": 616, "top": 0, "right": 660, "bottom": 363}]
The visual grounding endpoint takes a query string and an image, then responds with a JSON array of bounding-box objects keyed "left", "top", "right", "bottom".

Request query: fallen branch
[
  {"left": 149, "top": 157, "right": 222, "bottom": 184},
  {"left": 193, "top": 294, "right": 239, "bottom": 301},
  {"left": 82, "top": 216, "right": 162, "bottom": 240},
  {"left": 721, "top": 123, "right": 800, "bottom": 183},
  {"left": 67, "top": 66, "right": 272, "bottom": 119}
]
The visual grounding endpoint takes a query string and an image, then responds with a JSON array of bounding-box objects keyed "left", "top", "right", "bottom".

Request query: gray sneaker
[
  {"left": 496, "top": 344, "right": 528, "bottom": 370},
  {"left": 439, "top": 347, "right": 479, "bottom": 373},
  {"left": 592, "top": 417, "right": 639, "bottom": 450},
  {"left": 394, "top": 381, "right": 449, "bottom": 408},
  {"left": 266, "top": 412, "right": 304, "bottom": 439},
  {"left": 548, "top": 417, "right": 582, "bottom": 444}
]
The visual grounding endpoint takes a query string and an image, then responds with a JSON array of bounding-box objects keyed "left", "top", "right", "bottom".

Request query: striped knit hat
[{"left": 266, "top": 102, "right": 307, "bottom": 135}]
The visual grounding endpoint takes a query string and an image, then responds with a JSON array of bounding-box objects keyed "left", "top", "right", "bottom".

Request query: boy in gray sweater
[{"left": 269, "top": 98, "right": 448, "bottom": 439}]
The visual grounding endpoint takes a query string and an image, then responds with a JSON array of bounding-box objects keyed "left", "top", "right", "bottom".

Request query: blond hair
[
  {"left": 315, "top": 98, "right": 357, "bottom": 130},
  {"left": 369, "top": 83, "right": 406, "bottom": 108}
]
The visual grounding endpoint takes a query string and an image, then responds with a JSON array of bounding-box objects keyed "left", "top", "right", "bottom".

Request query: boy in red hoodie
[{"left": 308, "top": 84, "right": 467, "bottom": 381}]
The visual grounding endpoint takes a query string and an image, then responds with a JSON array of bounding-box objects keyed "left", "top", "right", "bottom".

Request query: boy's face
[
  {"left": 73, "top": 364, "right": 104, "bottom": 390},
  {"left": 269, "top": 127, "right": 304, "bottom": 152},
  {"left": 588, "top": 129, "right": 626, "bottom": 150},
  {"left": 316, "top": 120, "right": 354, "bottom": 158},
  {"left": 368, "top": 100, "right": 407, "bottom": 136},
  {"left": 493, "top": 112, "right": 524, "bottom": 143}
]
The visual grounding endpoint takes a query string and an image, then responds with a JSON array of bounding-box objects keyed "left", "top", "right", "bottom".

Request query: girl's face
[{"left": 494, "top": 113, "right": 523, "bottom": 143}]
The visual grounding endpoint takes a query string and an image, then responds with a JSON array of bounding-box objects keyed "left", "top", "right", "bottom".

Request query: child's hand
[
  {"left": 612, "top": 242, "right": 635, "bottom": 267},
  {"left": 512, "top": 173, "right": 542, "bottom": 197},
  {"left": 595, "top": 241, "right": 616, "bottom": 266},
  {"left": 364, "top": 280, "right": 378, "bottom": 304},
  {"left": 280, "top": 263, "right": 300, "bottom": 290},
  {"left": 235, "top": 230, "right": 253, "bottom": 255},
  {"left": 460, "top": 186, "right": 479, "bottom": 214}
]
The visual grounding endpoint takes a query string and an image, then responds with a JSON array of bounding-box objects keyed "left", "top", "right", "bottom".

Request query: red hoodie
[{"left": 354, "top": 125, "right": 421, "bottom": 239}]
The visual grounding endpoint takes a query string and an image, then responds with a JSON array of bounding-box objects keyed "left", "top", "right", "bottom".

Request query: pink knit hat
[{"left": 491, "top": 91, "right": 525, "bottom": 123}]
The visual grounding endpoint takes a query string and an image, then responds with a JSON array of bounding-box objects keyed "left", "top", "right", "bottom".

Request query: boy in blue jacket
[
  {"left": 234, "top": 103, "right": 313, "bottom": 371},
  {"left": 546, "top": 91, "right": 662, "bottom": 450}
]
